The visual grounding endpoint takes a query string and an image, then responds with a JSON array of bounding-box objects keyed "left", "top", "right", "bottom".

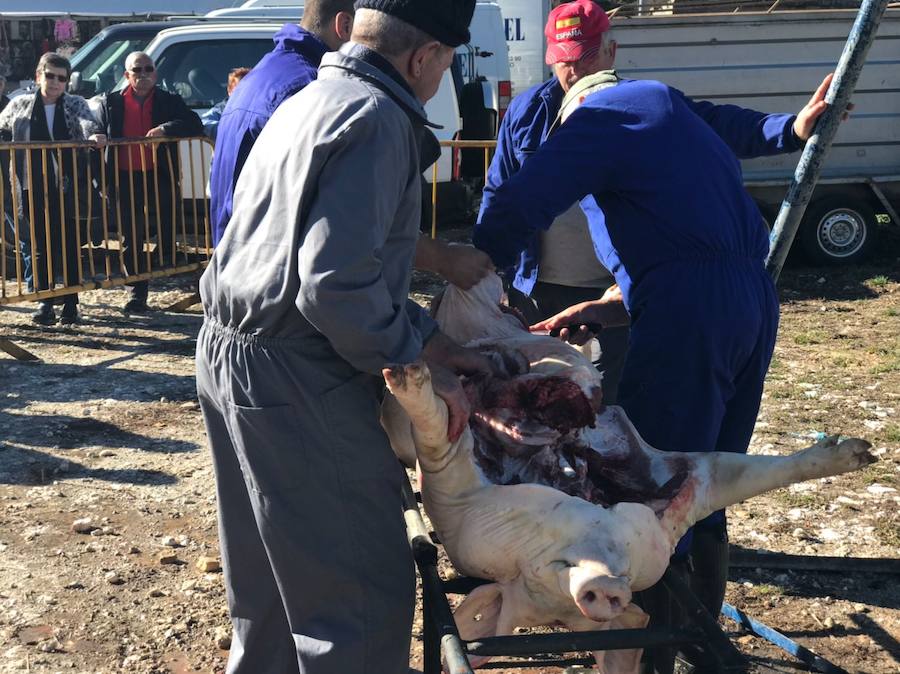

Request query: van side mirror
[{"left": 69, "top": 71, "right": 81, "bottom": 93}]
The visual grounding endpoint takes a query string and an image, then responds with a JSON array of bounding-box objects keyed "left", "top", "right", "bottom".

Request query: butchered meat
[{"left": 381, "top": 274, "right": 875, "bottom": 673}]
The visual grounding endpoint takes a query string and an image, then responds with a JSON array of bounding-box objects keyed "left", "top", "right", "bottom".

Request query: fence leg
[
  {"left": 163, "top": 292, "right": 201, "bottom": 313},
  {"left": 0, "top": 337, "right": 39, "bottom": 361}
]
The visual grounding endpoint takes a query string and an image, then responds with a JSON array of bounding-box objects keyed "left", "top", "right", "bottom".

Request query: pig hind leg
[{"left": 664, "top": 437, "right": 875, "bottom": 541}]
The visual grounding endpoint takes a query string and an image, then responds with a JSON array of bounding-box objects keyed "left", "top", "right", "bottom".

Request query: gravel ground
[{"left": 0, "top": 229, "right": 898, "bottom": 673}]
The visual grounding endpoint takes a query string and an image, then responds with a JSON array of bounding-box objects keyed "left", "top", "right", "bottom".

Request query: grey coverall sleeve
[{"left": 296, "top": 117, "right": 434, "bottom": 375}]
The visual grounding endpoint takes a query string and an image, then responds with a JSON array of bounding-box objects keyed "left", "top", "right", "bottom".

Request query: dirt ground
[{"left": 0, "top": 229, "right": 898, "bottom": 674}]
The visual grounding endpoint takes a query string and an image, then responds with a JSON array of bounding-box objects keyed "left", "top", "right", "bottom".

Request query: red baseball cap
[{"left": 545, "top": 0, "right": 611, "bottom": 65}]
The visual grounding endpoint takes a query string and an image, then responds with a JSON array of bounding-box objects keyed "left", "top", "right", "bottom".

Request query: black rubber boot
[
  {"left": 32, "top": 301, "right": 56, "bottom": 326},
  {"left": 124, "top": 282, "right": 151, "bottom": 314},
  {"left": 689, "top": 522, "right": 729, "bottom": 617},
  {"left": 59, "top": 296, "right": 80, "bottom": 325}
]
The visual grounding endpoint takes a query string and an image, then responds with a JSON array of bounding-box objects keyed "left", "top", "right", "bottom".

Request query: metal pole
[
  {"left": 721, "top": 603, "right": 849, "bottom": 674},
  {"left": 765, "top": 0, "right": 890, "bottom": 282}
]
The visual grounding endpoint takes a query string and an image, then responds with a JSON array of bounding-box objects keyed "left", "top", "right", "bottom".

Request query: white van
[{"left": 208, "top": 2, "right": 512, "bottom": 128}]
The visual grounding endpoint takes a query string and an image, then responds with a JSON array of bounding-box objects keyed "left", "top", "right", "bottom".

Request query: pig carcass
[{"left": 381, "top": 274, "right": 875, "bottom": 673}]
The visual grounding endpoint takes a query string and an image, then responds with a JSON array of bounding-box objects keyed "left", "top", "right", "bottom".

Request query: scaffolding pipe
[{"left": 766, "top": 0, "right": 891, "bottom": 282}]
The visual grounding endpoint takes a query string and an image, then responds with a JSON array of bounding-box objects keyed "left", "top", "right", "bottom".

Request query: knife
[{"left": 532, "top": 322, "right": 604, "bottom": 337}]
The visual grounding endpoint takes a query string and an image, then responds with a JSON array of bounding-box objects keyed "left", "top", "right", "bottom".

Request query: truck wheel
[{"left": 799, "top": 196, "right": 876, "bottom": 265}]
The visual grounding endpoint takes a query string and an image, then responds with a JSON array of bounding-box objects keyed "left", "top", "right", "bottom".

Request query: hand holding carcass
[
  {"left": 421, "top": 331, "right": 503, "bottom": 442},
  {"left": 416, "top": 238, "right": 495, "bottom": 290}
]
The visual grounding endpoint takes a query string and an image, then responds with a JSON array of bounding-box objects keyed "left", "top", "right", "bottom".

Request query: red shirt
[{"left": 119, "top": 86, "right": 156, "bottom": 172}]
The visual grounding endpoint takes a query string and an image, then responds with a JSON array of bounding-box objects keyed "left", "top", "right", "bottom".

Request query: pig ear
[
  {"left": 451, "top": 583, "right": 505, "bottom": 670},
  {"left": 453, "top": 583, "right": 504, "bottom": 642}
]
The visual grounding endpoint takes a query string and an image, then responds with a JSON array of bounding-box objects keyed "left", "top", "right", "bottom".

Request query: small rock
[
  {"left": 867, "top": 484, "right": 897, "bottom": 495},
  {"left": 159, "top": 552, "right": 179, "bottom": 565},
  {"left": 181, "top": 580, "right": 198, "bottom": 592},
  {"left": 147, "top": 589, "right": 167, "bottom": 598},
  {"left": 817, "top": 277, "right": 826, "bottom": 284},
  {"left": 160, "top": 396, "right": 169, "bottom": 403},
  {"left": 39, "top": 639, "right": 62, "bottom": 653},
  {"left": 180, "top": 401, "right": 200, "bottom": 410},
  {"left": 792, "top": 527, "right": 808, "bottom": 540},
  {"left": 214, "top": 626, "right": 232, "bottom": 650},
  {"left": 72, "top": 518, "right": 97, "bottom": 534},
  {"left": 99, "top": 450, "right": 116, "bottom": 458},
  {"left": 128, "top": 546, "right": 141, "bottom": 555},
  {"left": 161, "top": 535, "right": 181, "bottom": 548},
  {"left": 63, "top": 581, "right": 84, "bottom": 590},
  {"left": 105, "top": 571, "right": 124, "bottom": 585},
  {"left": 196, "top": 556, "right": 222, "bottom": 573},
  {"left": 824, "top": 617, "right": 835, "bottom": 629}
]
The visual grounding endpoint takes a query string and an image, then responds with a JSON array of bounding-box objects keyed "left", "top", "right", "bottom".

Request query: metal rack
[{"left": 402, "top": 476, "right": 746, "bottom": 674}]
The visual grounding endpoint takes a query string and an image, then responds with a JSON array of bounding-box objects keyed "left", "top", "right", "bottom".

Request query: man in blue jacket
[
  {"left": 476, "top": 1, "right": 839, "bottom": 670},
  {"left": 209, "top": 0, "right": 355, "bottom": 246},
  {"left": 209, "top": 0, "right": 496, "bottom": 290}
]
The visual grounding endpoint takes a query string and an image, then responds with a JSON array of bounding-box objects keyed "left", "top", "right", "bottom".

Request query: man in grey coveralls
[{"left": 195, "top": 2, "right": 490, "bottom": 672}]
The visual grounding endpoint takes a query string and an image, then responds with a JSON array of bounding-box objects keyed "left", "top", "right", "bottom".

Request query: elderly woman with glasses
[{"left": 0, "top": 52, "right": 106, "bottom": 325}]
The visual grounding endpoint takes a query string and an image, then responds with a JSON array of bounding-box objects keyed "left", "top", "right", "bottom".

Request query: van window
[
  {"left": 76, "top": 36, "right": 155, "bottom": 97},
  {"left": 154, "top": 38, "right": 273, "bottom": 108}
]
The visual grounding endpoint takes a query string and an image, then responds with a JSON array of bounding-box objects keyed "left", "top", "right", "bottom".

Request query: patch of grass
[
  {"left": 867, "top": 340, "right": 900, "bottom": 375},
  {"left": 867, "top": 275, "right": 889, "bottom": 288},
  {"left": 794, "top": 330, "right": 828, "bottom": 346},
  {"left": 886, "top": 308, "right": 899, "bottom": 318},
  {"left": 768, "top": 388, "right": 794, "bottom": 400},
  {"left": 874, "top": 516, "right": 900, "bottom": 548},
  {"left": 751, "top": 584, "right": 785, "bottom": 598},
  {"left": 774, "top": 490, "right": 820, "bottom": 508},
  {"left": 884, "top": 425, "right": 900, "bottom": 444},
  {"left": 870, "top": 358, "right": 900, "bottom": 375},
  {"left": 831, "top": 355, "right": 850, "bottom": 368}
]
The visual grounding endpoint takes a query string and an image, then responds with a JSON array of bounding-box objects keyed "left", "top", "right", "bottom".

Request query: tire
[
  {"left": 799, "top": 195, "right": 877, "bottom": 265},
  {"left": 755, "top": 200, "right": 778, "bottom": 231}
]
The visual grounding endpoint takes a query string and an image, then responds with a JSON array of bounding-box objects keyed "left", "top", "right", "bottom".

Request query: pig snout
[{"left": 572, "top": 575, "right": 632, "bottom": 622}]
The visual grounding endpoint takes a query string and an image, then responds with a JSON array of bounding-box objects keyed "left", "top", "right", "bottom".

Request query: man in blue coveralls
[
  {"left": 475, "top": 1, "right": 844, "bottom": 670},
  {"left": 208, "top": 0, "right": 356, "bottom": 247}
]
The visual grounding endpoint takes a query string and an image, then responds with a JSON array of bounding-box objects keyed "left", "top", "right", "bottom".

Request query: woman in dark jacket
[{"left": 0, "top": 53, "right": 105, "bottom": 325}]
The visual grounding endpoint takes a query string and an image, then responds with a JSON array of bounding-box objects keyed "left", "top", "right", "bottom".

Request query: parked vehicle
[
  {"left": 209, "top": 2, "right": 511, "bottom": 134},
  {"left": 7, "top": 20, "right": 196, "bottom": 100},
  {"left": 489, "top": 2, "right": 900, "bottom": 264},
  {"left": 71, "top": 22, "right": 465, "bottom": 217}
]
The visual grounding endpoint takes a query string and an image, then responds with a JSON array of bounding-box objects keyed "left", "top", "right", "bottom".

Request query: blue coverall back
[{"left": 474, "top": 79, "right": 783, "bottom": 533}]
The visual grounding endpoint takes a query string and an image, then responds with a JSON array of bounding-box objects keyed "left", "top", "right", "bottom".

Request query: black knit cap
[{"left": 354, "top": 0, "right": 476, "bottom": 47}]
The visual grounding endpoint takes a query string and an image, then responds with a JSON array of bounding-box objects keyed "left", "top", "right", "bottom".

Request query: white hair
[
  {"left": 351, "top": 8, "right": 435, "bottom": 58},
  {"left": 124, "top": 51, "right": 155, "bottom": 69}
]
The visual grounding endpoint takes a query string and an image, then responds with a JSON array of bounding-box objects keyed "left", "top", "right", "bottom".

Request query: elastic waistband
[{"left": 200, "top": 317, "right": 311, "bottom": 348}]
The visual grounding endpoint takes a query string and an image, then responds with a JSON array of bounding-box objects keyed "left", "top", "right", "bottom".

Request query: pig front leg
[
  {"left": 383, "top": 362, "right": 485, "bottom": 495},
  {"left": 565, "top": 604, "right": 648, "bottom": 674},
  {"left": 663, "top": 436, "right": 875, "bottom": 543}
]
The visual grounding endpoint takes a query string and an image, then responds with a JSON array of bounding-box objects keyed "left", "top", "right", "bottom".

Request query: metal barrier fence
[
  {"left": 429, "top": 139, "right": 497, "bottom": 238},
  {"left": 0, "top": 136, "right": 214, "bottom": 306}
]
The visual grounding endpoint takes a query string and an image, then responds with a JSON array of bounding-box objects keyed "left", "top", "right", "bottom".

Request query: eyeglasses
[
  {"left": 42, "top": 72, "right": 69, "bottom": 83},
  {"left": 128, "top": 65, "right": 156, "bottom": 75}
]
